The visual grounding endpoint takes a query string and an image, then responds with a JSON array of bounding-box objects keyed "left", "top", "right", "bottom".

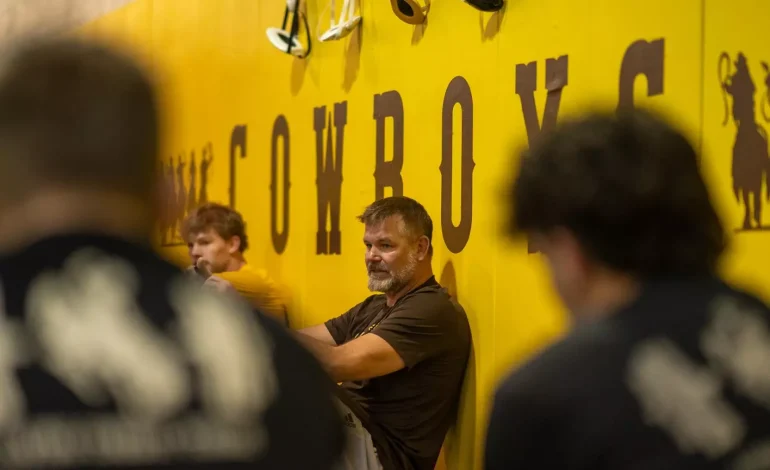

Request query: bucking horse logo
[{"left": 719, "top": 52, "right": 770, "bottom": 231}]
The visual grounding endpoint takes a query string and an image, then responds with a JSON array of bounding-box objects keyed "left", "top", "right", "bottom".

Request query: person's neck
[
  {"left": 385, "top": 268, "right": 433, "bottom": 307},
  {"left": 574, "top": 271, "right": 641, "bottom": 320},
  {"left": 0, "top": 189, "right": 152, "bottom": 253},
  {"left": 225, "top": 255, "right": 246, "bottom": 272}
]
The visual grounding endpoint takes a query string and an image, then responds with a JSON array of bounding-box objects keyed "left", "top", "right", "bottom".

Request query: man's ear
[
  {"left": 416, "top": 235, "right": 431, "bottom": 261},
  {"left": 227, "top": 235, "right": 242, "bottom": 254}
]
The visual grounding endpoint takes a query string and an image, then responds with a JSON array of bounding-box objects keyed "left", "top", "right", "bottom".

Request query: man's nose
[
  {"left": 190, "top": 244, "right": 203, "bottom": 257},
  {"left": 366, "top": 249, "right": 382, "bottom": 263}
]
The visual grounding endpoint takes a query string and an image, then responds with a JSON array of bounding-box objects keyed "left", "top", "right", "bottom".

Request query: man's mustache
[{"left": 367, "top": 263, "right": 389, "bottom": 273}]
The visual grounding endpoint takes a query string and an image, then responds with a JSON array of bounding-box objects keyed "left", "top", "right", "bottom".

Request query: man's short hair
[
  {"left": 0, "top": 36, "right": 158, "bottom": 202},
  {"left": 508, "top": 108, "right": 726, "bottom": 277},
  {"left": 358, "top": 196, "right": 433, "bottom": 254},
  {"left": 182, "top": 203, "right": 249, "bottom": 253}
]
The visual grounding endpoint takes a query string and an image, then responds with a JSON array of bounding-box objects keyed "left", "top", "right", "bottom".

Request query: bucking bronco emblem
[{"left": 719, "top": 52, "right": 770, "bottom": 231}]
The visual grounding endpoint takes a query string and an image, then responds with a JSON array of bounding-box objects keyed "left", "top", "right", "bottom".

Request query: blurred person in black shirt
[
  {"left": 485, "top": 109, "right": 770, "bottom": 469},
  {"left": 0, "top": 36, "right": 344, "bottom": 469}
]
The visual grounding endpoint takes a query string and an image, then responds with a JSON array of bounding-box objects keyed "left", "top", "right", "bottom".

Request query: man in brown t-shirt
[{"left": 297, "top": 197, "right": 471, "bottom": 470}]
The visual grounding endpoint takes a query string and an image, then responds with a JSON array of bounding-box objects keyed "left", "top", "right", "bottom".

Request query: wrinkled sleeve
[
  {"left": 371, "top": 295, "right": 457, "bottom": 368},
  {"left": 324, "top": 299, "right": 369, "bottom": 345}
]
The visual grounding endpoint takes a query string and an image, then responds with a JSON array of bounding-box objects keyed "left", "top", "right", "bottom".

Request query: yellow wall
[{"left": 79, "top": 1, "right": 770, "bottom": 468}]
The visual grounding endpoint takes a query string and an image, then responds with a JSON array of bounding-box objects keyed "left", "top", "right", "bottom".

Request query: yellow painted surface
[{"left": 77, "top": 1, "right": 770, "bottom": 468}]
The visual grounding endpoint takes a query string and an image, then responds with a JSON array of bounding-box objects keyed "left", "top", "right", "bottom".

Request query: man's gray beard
[
  {"left": 368, "top": 275, "right": 407, "bottom": 294},
  {"left": 367, "top": 252, "right": 418, "bottom": 294}
]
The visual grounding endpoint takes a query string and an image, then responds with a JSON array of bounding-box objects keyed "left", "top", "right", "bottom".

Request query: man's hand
[
  {"left": 203, "top": 275, "right": 236, "bottom": 294},
  {"left": 194, "top": 258, "right": 212, "bottom": 278}
]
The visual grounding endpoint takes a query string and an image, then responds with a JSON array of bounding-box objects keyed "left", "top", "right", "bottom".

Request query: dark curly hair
[{"left": 507, "top": 108, "right": 726, "bottom": 278}]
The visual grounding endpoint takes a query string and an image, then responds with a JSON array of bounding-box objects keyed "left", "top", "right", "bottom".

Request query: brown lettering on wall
[
  {"left": 229, "top": 125, "right": 247, "bottom": 208},
  {"left": 315, "top": 102, "right": 347, "bottom": 255},
  {"left": 516, "top": 55, "right": 569, "bottom": 144},
  {"left": 618, "top": 38, "right": 665, "bottom": 109},
  {"left": 271, "top": 115, "right": 291, "bottom": 254},
  {"left": 515, "top": 55, "right": 569, "bottom": 253},
  {"left": 440, "top": 76, "right": 476, "bottom": 254},
  {"left": 373, "top": 91, "right": 405, "bottom": 200}
]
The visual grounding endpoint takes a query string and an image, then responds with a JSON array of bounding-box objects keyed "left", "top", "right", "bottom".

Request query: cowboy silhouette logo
[
  {"left": 158, "top": 142, "right": 214, "bottom": 246},
  {"left": 719, "top": 52, "right": 770, "bottom": 231}
]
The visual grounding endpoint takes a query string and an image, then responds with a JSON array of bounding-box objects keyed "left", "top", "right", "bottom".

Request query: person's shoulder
[
  {"left": 0, "top": 249, "right": 21, "bottom": 275},
  {"left": 718, "top": 280, "right": 770, "bottom": 316},
  {"left": 404, "top": 278, "right": 458, "bottom": 305},
  {"left": 121, "top": 244, "right": 191, "bottom": 293},
  {"left": 400, "top": 278, "right": 468, "bottom": 320},
  {"left": 220, "top": 264, "right": 286, "bottom": 296},
  {"left": 326, "top": 294, "right": 385, "bottom": 326},
  {"left": 392, "top": 279, "right": 471, "bottom": 344},
  {"left": 224, "top": 263, "right": 268, "bottom": 279},
  {"left": 617, "top": 276, "right": 770, "bottom": 334},
  {"left": 636, "top": 276, "right": 766, "bottom": 310},
  {"left": 497, "top": 322, "right": 623, "bottom": 401},
  {"left": 219, "top": 265, "right": 264, "bottom": 284},
  {"left": 355, "top": 292, "right": 387, "bottom": 310},
  {"left": 133, "top": 247, "right": 187, "bottom": 279},
  {"left": 0, "top": 235, "right": 183, "bottom": 286}
]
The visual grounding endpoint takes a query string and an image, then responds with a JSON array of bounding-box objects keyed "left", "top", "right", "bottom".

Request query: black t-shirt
[
  {"left": 485, "top": 277, "right": 770, "bottom": 470},
  {"left": 325, "top": 277, "right": 471, "bottom": 470},
  {"left": 0, "top": 233, "right": 345, "bottom": 469}
]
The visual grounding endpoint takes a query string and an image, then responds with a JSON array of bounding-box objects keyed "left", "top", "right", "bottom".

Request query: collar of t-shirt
[
  {"left": 388, "top": 275, "right": 439, "bottom": 308},
  {"left": 588, "top": 275, "right": 727, "bottom": 327},
  {"left": 365, "top": 276, "right": 440, "bottom": 331},
  {"left": 0, "top": 232, "right": 155, "bottom": 266}
]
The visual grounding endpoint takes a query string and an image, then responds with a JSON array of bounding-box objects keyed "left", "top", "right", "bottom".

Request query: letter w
[{"left": 314, "top": 102, "right": 347, "bottom": 255}]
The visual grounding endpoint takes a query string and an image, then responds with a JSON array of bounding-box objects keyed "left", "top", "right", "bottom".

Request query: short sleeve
[
  {"left": 371, "top": 293, "right": 461, "bottom": 368},
  {"left": 324, "top": 299, "right": 370, "bottom": 345}
]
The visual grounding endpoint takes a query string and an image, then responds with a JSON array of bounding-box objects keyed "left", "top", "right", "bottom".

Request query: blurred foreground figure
[
  {"left": 485, "top": 109, "right": 770, "bottom": 469},
  {"left": 0, "top": 36, "right": 344, "bottom": 469}
]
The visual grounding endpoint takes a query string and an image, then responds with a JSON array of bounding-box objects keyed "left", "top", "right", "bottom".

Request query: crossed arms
[{"left": 297, "top": 324, "right": 405, "bottom": 383}]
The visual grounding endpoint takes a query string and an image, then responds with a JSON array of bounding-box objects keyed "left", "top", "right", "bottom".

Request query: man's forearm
[{"left": 295, "top": 332, "right": 343, "bottom": 381}]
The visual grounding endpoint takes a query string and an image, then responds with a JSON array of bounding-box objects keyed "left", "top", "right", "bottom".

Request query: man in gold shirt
[{"left": 181, "top": 203, "right": 288, "bottom": 325}]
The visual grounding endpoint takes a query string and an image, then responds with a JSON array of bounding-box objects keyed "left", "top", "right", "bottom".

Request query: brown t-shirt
[{"left": 325, "top": 277, "right": 471, "bottom": 470}]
